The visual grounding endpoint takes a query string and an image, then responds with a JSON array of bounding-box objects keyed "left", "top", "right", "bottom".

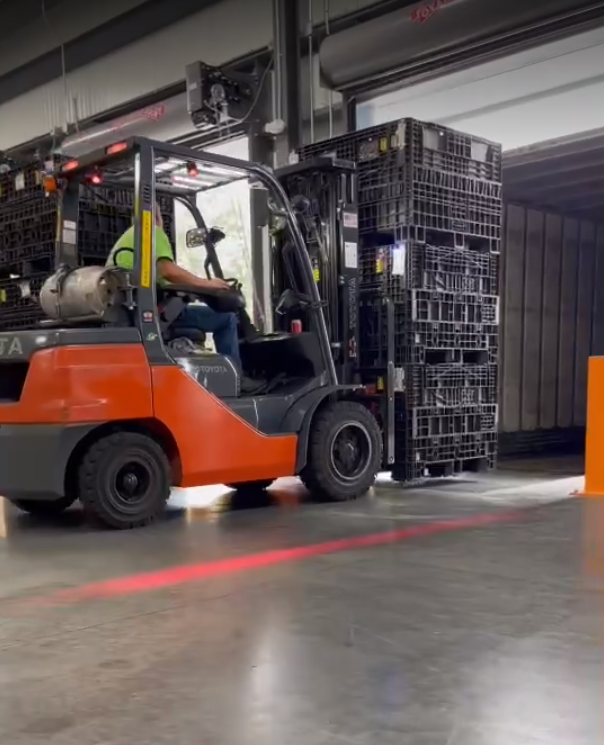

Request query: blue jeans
[{"left": 175, "top": 304, "right": 240, "bottom": 367}]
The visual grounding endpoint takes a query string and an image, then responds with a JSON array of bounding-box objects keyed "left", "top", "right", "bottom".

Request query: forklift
[{"left": 0, "top": 137, "right": 382, "bottom": 528}]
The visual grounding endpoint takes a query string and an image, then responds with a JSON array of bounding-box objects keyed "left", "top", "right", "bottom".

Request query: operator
[{"left": 106, "top": 206, "right": 241, "bottom": 367}]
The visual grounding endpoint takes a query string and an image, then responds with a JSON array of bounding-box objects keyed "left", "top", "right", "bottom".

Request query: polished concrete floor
[{"left": 0, "top": 456, "right": 601, "bottom": 744}]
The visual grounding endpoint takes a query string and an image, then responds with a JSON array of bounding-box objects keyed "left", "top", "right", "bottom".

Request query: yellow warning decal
[{"left": 140, "top": 209, "right": 152, "bottom": 288}]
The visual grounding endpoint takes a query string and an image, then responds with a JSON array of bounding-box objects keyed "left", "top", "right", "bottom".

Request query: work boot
[{"left": 240, "top": 375, "right": 266, "bottom": 395}]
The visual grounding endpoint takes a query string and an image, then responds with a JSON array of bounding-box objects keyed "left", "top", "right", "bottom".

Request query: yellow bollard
[{"left": 583, "top": 356, "right": 604, "bottom": 497}]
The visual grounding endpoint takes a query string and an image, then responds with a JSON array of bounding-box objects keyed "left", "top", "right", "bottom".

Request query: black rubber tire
[
  {"left": 10, "top": 495, "right": 76, "bottom": 517},
  {"left": 225, "top": 479, "right": 274, "bottom": 492},
  {"left": 300, "top": 401, "right": 382, "bottom": 502},
  {"left": 77, "top": 431, "right": 171, "bottom": 529}
]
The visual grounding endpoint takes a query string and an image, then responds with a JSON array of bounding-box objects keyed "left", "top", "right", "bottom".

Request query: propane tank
[{"left": 39, "top": 266, "right": 124, "bottom": 321}]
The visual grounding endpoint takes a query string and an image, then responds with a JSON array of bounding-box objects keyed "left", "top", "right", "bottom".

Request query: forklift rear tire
[
  {"left": 300, "top": 401, "right": 381, "bottom": 502},
  {"left": 225, "top": 480, "right": 274, "bottom": 493},
  {"left": 77, "top": 431, "right": 171, "bottom": 530},
  {"left": 10, "top": 495, "right": 77, "bottom": 517}
]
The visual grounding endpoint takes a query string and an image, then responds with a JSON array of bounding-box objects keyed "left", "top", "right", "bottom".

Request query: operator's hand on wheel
[{"left": 207, "top": 278, "right": 231, "bottom": 291}]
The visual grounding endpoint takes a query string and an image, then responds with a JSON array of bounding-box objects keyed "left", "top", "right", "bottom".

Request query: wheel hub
[
  {"left": 120, "top": 471, "right": 140, "bottom": 496},
  {"left": 112, "top": 461, "right": 151, "bottom": 505},
  {"left": 330, "top": 422, "right": 372, "bottom": 482}
]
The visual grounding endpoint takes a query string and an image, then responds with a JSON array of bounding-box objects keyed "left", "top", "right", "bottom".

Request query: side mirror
[{"left": 185, "top": 227, "right": 206, "bottom": 248}]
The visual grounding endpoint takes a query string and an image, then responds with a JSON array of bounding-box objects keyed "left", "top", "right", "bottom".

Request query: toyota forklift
[{"left": 0, "top": 137, "right": 381, "bottom": 528}]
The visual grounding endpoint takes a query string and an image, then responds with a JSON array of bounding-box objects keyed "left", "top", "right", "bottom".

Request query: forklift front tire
[
  {"left": 300, "top": 401, "right": 381, "bottom": 502},
  {"left": 77, "top": 431, "right": 171, "bottom": 529},
  {"left": 9, "top": 495, "right": 77, "bottom": 517}
]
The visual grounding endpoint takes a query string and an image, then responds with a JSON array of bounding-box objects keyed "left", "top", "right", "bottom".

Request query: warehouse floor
[{"left": 0, "top": 455, "right": 601, "bottom": 745}]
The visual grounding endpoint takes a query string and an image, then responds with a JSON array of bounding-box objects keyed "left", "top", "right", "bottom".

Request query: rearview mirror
[{"left": 185, "top": 228, "right": 206, "bottom": 248}]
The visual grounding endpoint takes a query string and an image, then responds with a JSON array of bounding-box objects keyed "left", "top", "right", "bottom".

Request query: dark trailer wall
[{"left": 500, "top": 134, "right": 604, "bottom": 454}]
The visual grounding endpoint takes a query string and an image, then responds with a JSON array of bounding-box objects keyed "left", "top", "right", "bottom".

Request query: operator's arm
[
  {"left": 155, "top": 228, "right": 228, "bottom": 289},
  {"left": 158, "top": 259, "right": 225, "bottom": 289}
]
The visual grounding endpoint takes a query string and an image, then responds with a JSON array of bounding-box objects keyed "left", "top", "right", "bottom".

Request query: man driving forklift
[
  {"left": 0, "top": 137, "right": 382, "bottom": 529},
  {"left": 106, "top": 203, "right": 262, "bottom": 392}
]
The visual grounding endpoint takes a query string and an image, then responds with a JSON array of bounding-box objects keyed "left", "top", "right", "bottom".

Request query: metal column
[
  {"left": 248, "top": 0, "right": 303, "bottom": 330},
  {"left": 272, "top": 0, "right": 302, "bottom": 163},
  {"left": 248, "top": 117, "right": 275, "bottom": 333}
]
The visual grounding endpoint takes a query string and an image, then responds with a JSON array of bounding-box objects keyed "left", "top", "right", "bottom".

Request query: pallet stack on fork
[
  {"left": 298, "top": 118, "right": 502, "bottom": 482},
  {"left": 0, "top": 157, "right": 173, "bottom": 332}
]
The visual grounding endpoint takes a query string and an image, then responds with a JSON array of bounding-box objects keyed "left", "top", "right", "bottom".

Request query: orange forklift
[{"left": 0, "top": 137, "right": 381, "bottom": 528}]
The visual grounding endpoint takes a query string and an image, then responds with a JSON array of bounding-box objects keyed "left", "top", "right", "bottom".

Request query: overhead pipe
[
  {"left": 319, "top": 0, "right": 604, "bottom": 91},
  {"left": 59, "top": 93, "right": 194, "bottom": 157}
]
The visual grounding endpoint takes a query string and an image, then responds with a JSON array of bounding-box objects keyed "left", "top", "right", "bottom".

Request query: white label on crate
[
  {"left": 344, "top": 242, "right": 358, "bottom": 268},
  {"left": 14, "top": 173, "right": 24, "bottom": 191},
  {"left": 391, "top": 246, "right": 405, "bottom": 276},
  {"left": 343, "top": 212, "right": 357, "bottom": 229}
]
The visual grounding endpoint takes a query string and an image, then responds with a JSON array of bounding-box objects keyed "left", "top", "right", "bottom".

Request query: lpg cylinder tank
[{"left": 39, "top": 266, "right": 125, "bottom": 321}]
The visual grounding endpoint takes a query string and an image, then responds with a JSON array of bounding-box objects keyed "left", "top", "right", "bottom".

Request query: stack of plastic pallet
[
  {"left": 0, "top": 159, "right": 173, "bottom": 331},
  {"left": 298, "top": 118, "right": 502, "bottom": 482}
]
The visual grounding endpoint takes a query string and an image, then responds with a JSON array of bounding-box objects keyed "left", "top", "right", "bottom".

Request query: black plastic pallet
[
  {"left": 359, "top": 241, "right": 500, "bottom": 296},
  {"left": 298, "top": 118, "right": 502, "bottom": 182},
  {"left": 390, "top": 452, "right": 497, "bottom": 483},
  {"left": 394, "top": 430, "right": 498, "bottom": 463}
]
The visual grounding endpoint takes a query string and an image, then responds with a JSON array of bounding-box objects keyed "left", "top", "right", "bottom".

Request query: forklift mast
[{"left": 276, "top": 158, "right": 359, "bottom": 385}]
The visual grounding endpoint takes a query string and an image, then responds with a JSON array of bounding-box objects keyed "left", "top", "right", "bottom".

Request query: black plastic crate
[
  {"left": 410, "top": 290, "right": 499, "bottom": 325},
  {"left": 298, "top": 118, "right": 502, "bottom": 182},
  {"left": 358, "top": 166, "right": 502, "bottom": 239},
  {"left": 396, "top": 401, "right": 498, "bottom": 438},
  {"left": 0, "top": 306, "right": 45, "bottom": 331},
  {"left": 403, "top": 363, "right": 498, "bottom": 407},
  {"left": 359, "top": 241, "right": 499, "bottom": 295},
  {"left": 0, "top": 164, "right": 46, "bottom": 204},
  {"left": 372, "top": 224, "right": 501, "bottom": 255},
  {"left": 0, "top": 272, "right": 47, "bottom": 311},
  {"left": 360, "top": 291, "right": 500, "bottom": 325},
  {"left": 359, "top": 296, "right": 499, "bottom": 367}
]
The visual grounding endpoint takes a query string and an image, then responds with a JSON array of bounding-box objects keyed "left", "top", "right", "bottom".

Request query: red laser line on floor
[{"left": 12, "top": 509, "right": 526, "bottom": 608}]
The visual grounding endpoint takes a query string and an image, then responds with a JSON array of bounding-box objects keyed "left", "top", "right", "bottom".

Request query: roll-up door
[
  {"left": 320, "top": 0, "right": 604, "bottom": 93},
  {"left": 357, "top": 26, "right": 604, "bottom": 150}
]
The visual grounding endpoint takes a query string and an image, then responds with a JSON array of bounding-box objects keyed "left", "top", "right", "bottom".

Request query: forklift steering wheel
[{"left": 202, "top": 278, "right": 246, "bottom": 314}]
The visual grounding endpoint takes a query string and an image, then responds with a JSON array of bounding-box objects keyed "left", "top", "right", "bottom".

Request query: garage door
[{"left": 357, "top": 25, "right": 604, "bottom": 150}]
